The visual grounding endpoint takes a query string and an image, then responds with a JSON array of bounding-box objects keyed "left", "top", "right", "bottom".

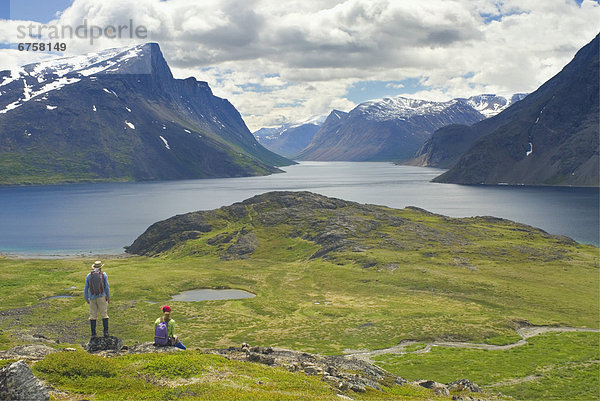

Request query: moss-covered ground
[
  {"left": 31, "top": 350, "right": 459, "bottom": 401},
  {"left": 0, "top": 200, "right": 597, "bottom": 400}
]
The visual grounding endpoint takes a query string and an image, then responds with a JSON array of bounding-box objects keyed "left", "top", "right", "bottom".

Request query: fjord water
[{"left": 0, "top": 162, "right": 597, "bottom": 256}]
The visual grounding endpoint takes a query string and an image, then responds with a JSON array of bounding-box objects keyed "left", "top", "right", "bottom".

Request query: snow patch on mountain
[
  {"left": 253, "top": 115, "right": 326, "bottom": 141},
  {"left": 26, "top": 45, "right": 141, "bottom": 79},
  {"left": 463, "top": 94, "right": 527, "bottom": 118},
  {"left": 0, "top": 44, "right": 150, "bottom": 115},
  {"left": 0, "top": 100, "right": 22, "bottom": 114},
  {"left": 103, "top": 88, "right": 118, "bottom": 97},
  {"left": 159, "top": 136, "right": 171, "bottom": 149},
  {"left": 356, "top": 96, "right": 464, "bottom": 121},
  {"left": 0, "top": 76, "right": 81, "bottom": 113},
  {"left": 526, "top": 142, "right": 533, "bottom": 156},
  {"left": 354, "top": 93, "right": 528, "bottom": 122}
]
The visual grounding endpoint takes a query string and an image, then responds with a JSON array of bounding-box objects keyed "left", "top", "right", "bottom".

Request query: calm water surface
[
  {"left": 0, "top": 162, "right": 597, "bottom": 256},
  {"left": 171, "top": 289, "right": 256, "bottom": 302}
]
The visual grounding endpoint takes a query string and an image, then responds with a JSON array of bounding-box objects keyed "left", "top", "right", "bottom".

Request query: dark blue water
[{"left": 0, "top": 162, "right": 597, "bottom": 256}]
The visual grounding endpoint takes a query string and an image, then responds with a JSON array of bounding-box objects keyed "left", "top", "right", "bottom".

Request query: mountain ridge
[
  {"left": 433, "top": 34, "right": 599, "bottom": 186},
  {"left": 0, "top": 43, "right": 292, "bottom": 185},
  {"left": 296, "top": 94, "right": 521, "bottom": 162}
]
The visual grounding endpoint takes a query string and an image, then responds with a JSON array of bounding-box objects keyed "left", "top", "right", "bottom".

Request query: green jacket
[{"left": 154, "top": 317, "right": 175, "bottom": 338}]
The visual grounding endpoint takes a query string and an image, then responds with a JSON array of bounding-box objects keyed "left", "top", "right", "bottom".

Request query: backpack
[
  {"left": 89, "top": 269, "right": 104, "bottom": 295},
  {"left": 155, "top": 321, "right": 169, "bottom": 346}
]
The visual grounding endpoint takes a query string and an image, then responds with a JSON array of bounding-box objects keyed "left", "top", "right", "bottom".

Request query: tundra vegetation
[{"left": 0, "top": 192, "right": 597, "bottom": 400}]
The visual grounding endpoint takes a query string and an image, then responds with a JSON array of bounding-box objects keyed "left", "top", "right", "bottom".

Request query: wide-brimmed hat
[{"left": 91, "top": 260, "right": 104, "bottom": 269}]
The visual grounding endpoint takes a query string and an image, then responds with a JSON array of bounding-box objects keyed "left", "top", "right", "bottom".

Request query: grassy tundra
[{"left": 0, "top": 192, "right": 597, "bottom": 400}]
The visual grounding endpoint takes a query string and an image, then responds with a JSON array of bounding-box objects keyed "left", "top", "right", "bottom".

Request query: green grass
[
  {"left": 32, "top": 350, "right": 443, "bottom": 401},
  {"left": 0, "top": 359, "right": 16, "bottom": 369},
  {"left": 374, "top": 331, "right": 600, "bottom": 401},
  {"left": 0, "top": 202, "right": 598, "bottom": 399}
]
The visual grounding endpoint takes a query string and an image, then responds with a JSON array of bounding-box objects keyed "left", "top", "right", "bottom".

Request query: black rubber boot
[
  {"left": 90, "top": 319, "right": 97, "bottom": 337},
  {"left": 102, "top": 318, "right": 109, "bottom": 337}
]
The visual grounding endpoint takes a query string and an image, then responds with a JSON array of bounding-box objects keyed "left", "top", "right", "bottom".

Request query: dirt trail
[{"left": 345, "top": 326, "right": 600, "bottom": 362}]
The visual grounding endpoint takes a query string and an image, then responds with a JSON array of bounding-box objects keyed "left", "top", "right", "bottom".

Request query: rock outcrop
[
  {"left": 85, "top": 336, "right": 123, "bottom": 353},
  {"left": 0, "top": 344, "right": 58, "bottom": 361},
  {"left": 212, "top": 344, "right": 485, "bottom": 396},
  {"left": 0, "top": 341, "right": 486, "bottom": 399},
  {"left": 0, "top": 360, "right": 49, "bottom": 401},
  {"left": 126, "top": 191, "right": 573, "bottom": 262},
  {"left": 127, "top": 342, "right": 184, "bottom": 354},
  {"left": 213, "top": 344, "right": 407, "bottom": 393}
]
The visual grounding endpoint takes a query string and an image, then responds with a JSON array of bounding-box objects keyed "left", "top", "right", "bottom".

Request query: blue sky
[{"left": 4, "top": 0, "right": 73, "bottom": 23}]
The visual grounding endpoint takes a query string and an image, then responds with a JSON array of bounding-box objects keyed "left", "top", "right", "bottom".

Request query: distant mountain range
[
  {"left": 433, "top": 34, "right": 599, "bottom": 186},
  {"left": 0, "top": 43, "right": 291, "bottom": 185},
  {"left": 253, "top": 115, "right": 326, "bottom": 158},
  {"left": 295, "top": 94, "right": 522, "bottom": 161}
]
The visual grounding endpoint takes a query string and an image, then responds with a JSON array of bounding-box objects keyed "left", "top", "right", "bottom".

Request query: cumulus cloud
[{"left": 0, "top": 0, "right": 598, "bottom": 130}]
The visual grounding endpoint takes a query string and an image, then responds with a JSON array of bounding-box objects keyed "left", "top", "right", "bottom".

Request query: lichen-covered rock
[
  {"left": 447, "top": 378, "right": 482, "bottom": 393},
  {"left": 212, "top": 344, "right": 406, "bottom": 393},
  {"left": 415, "top": 380, "right": 450, "bottom": 396},
  {"left": 85, "top": 336, "right": 123, "bottom": 353},
  {"left": 222, "top": 232, "right": 258, "bottom": 260},
  {"left": 0, "top": 360, "right": 49, "bottom": 401},
  {"left": 127, "top": 342, "right": 184, "bottom": 354},
  {"left": 0, "top": 344, "right": 58, "bottom": 361}
]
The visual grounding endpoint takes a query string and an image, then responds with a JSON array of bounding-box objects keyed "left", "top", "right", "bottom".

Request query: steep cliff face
[
  {"left": 433, "top": 35, "right": 599, "bottom": 186},
  {"left": 405, "top": 94, "right": 528, "bottom": 169},
  {"left": 0, "top": 43, "right": 291, "bottom": 185}
]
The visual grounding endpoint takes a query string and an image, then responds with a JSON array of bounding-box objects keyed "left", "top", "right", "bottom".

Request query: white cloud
[{"left": 0, "top": 0, "right": 598, "bottom": 130}]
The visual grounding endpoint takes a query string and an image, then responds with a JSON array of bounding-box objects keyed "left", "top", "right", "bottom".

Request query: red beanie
[{"left": 162, "top": 305, "right": 171, "bottom": 312}]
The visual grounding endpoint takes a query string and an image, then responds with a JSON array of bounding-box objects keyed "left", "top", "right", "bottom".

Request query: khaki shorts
[{"left": 89, "top": 296, "right": 109, "bottom": 320}]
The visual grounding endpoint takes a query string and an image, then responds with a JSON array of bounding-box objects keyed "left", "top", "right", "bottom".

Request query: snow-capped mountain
[
  {"left": 356, "top": 97, "right": 470, "bottom": 121},
  {"left": 352, "top": 94, "right": 526, "bottom": 122},
  {"left": 0, "top": 45, "right": 163, "bottom": 115},
  {"left": 0, "top": 43, "right": 291, "bottom": 185},
  {"left": 297, "top": 95, "right": 488, "bottom": 161},
  {"left": 253, "top": 115, "right": 326, "bottom": 158}
]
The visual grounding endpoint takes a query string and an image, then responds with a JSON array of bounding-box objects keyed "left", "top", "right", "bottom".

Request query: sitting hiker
[{"left": 154, "top": 305, "right": 186, "bottom": 350}]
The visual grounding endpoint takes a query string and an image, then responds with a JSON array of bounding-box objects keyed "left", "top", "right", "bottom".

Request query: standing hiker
[
  {"left": 84, "top": 260, "right": 110, "bottom": 337},
  {"left": 154, "top": 305, "right": 186, "bottom": 350}
]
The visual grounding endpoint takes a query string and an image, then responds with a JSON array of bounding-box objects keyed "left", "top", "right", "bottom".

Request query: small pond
[{"left": 170, "top": 289, "right": 256, "bottom": 302}]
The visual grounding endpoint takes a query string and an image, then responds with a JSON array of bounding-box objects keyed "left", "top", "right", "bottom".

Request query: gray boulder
[
  {"left": 127, "top": 342, "right": 184, "bottom": 354},
  {"left": 0, "top": 360, "right": 49, "bottom": 401},
  {"left": 447, "top": 378, "right": 482, "bottom": 393},
  {"left": 85, "top": 336, "right": 123, "bottom": 353},
  {"left": 415, "top": 380, "right": 450, "bottom": 396},
  {"left": 0, "top": 345, "right": 57, "bottom": 361}
]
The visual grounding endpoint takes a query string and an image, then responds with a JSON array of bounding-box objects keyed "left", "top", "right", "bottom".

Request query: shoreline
[{"left": 0, "top": 252, "right": 134, "bottom": 260}]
